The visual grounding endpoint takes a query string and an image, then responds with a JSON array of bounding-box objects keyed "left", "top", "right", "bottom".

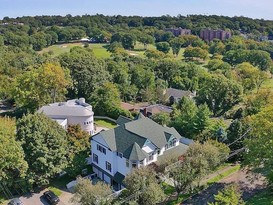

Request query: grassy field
[
  {"left": 39, "top": 41, "right": 188, "bottom": 60},
  {"left": 39, "top": 43, "right": 111, "bottom": 58},
  {"left": 246, "top": 190, "right": 273, "bottom": 205},
  {"left": 95, "top": 119, "right": 117, "bottom": 129},
  {"left": 89, "top": 43, "right": 111, "bottom": 58}
]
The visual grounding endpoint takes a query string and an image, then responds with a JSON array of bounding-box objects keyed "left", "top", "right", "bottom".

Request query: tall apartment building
[
  {"left": 165, "top": 27, "right": 192, "bottom": 36},
  {"left": 200, "top": 29, "right": 232, "bottom": 42}
]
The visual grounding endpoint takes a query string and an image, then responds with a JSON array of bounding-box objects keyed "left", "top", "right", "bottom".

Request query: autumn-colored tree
[
  {"left": 13, "top": 63, "right": 71, "bottom": 111},
  {"left": 66, "top": 125, "right": 90, "bottom": 177},
  {"left": 236, "top": 62, "right": 269, "bottom": 93}
]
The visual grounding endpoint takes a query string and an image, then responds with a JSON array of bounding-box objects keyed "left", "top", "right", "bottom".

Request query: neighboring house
[
  {"left": 38, "top": 98, "right": 94, "bottom": 135},
  {"left": 120, "top": 102, "right": 173, "bottom": 117},
  {"left": 120, "top": 102, "right": 149, "bottom": 113},
  {"left": 140, "top": 104, "right": 173, "bottom": 117},
  {"left": 91, "top": 114, "right": 190, "bottom": 190},
  {"left": 165, "top": 88, "right": 196, "bottom": 104}
]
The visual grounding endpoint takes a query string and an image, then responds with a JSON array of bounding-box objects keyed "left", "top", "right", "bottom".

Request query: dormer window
[
  {"left": 116, "top": 152, "right": 123, "bottom": 158},
  {"left": 132, "top": 161, "right": 137, "bottom": 168}
]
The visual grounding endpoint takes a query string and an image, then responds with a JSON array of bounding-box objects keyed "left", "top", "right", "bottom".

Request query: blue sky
[{"left": 0, "top": 0, "right": 272, "bottom": 20}]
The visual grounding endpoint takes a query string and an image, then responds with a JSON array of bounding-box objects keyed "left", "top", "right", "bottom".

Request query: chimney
[{"left": 79, "top": 98, "right": 85, "bottom": 104}]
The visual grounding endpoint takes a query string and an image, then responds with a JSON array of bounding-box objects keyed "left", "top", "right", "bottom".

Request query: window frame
[
  {"left": 93, "top": 153, "right": 98, "bottom": 164},
  {"left": 106, "top": 161, "right": 112, "bottom": 172}
]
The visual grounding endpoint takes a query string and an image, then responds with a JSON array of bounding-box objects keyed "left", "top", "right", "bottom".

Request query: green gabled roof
[
  {"left": 124, "top": 142, "right": 148, "bottom": 161},
  {"left": 125, "top": 117, "right": 182, "bottom": 148},
  {"left": 116, "top": 116, "right": 132, "bottom": 125},
  {"left": 98, "top": 124, "right": 147, "bottom": 156},
  {"left": 97, "top": 115, "right": 183, "bottom": 161}
]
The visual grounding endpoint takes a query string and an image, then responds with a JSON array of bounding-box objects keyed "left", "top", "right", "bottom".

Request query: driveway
[{"left": 19, "top": 189, "right": 74, "bottom": 205}]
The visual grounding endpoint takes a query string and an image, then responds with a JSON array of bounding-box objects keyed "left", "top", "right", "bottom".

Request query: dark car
[
  {"left": 43, "top": 190, "right": 60, "bottom": 205},
  {"left": 8, "top": 198, "right": 23, "bottom": 205}
]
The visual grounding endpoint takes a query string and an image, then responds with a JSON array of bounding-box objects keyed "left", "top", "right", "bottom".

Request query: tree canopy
[{"left": 16, "top": 113, "right": 68, "bottom": 186}]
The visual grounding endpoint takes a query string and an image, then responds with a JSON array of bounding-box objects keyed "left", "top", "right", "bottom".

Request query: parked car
[
  {"left": 43, "top": 190, "right": 60, "bottom": 205},
  {"left": 8, "top": 198, "right": 23, "bottom": 205}
]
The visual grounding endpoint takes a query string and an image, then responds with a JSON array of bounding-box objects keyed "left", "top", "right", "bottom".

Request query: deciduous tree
[
  {"left": 0, "top": 117, "right": 28, "bottom": 187},
  {"left": 124, "top": 167, "right": 165, "bottom": 205},
  {"left": 71, "top": 178, "right": 113, "bottom": 205},
  {"left": 16, "top": 113, "right": 68, "bottom": 186},
  {"left": 209, "top": 184, "right": 245, "bottom": 205},
  {"left": 156, "top": 42, "right": 170, "bottom": 54}
]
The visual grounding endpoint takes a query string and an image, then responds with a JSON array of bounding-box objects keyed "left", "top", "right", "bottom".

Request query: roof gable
[
  {"left": 125, "top": 117, "right": 182, "bottom": 148},
  {"left": 116, "top": 116, "right": 132, "bottom": 126},
  {"left": 95, "top": 115, "right": 183, "bottom": 160}
]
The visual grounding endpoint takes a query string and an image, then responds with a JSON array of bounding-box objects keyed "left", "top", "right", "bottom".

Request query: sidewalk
[{"left": 200, "top": 164, "right": 237, "bottom": 185}]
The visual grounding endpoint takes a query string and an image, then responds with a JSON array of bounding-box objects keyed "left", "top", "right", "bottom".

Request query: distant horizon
[
  {"left": 1, "top": 13, "right": 272, "bottom": 21},
  {"left": 0, "top": 0, "right": 272, "bottom": 21}
]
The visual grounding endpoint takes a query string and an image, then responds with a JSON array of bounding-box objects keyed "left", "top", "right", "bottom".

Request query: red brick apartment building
[
  {"left": 165, "top": 27, "right": 192, "bottom": 36},
  {"left": 200, "top": 29, "right": 232, "bottom": 42}
]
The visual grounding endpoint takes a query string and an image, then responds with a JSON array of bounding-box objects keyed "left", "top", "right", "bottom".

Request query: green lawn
[
  {"left": 246, "top": 190, "right": 273, "bottom": 205},
  {"left": 48, "top": 186, "right": 62, "bottom": 197},
  {"left": 39, "top": 41, "right": 188, "bottom": 59},
  {"left": 40, "top": 43, "right": 111, "bottom": 58},
  {"left": 95, "top": 119, "right": 117, "bottom": 129},
  {"left": 89, "top": 43, "right": 111, "bottom": 58},
  {"left": 161, "top": 182, "right": 191, "bottom": 205},
  {"left": 39, "top": 42, "right": 83, "bottom": 56},
  {"left": 162, "top": 182, "right": 176, "bottom": 195},
  {"left": 207, "top": 165, "right": 241, "bottom": 185}
]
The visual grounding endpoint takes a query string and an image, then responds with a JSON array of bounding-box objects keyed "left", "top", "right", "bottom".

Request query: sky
[{"left": 0, "top": 0, "right": 273, "bottom": 20}]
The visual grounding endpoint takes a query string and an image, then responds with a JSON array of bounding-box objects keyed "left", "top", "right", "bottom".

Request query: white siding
[
  {"left": 91, "top": 138, "right": 115, "bottom": 177},
  {"left": 47, "top": 115, "right": 94, "bottom": 135},
  {"left": 104, "top": 175, "right": 111, "bottom": 184},
  {"left": 116, "top": 154, "right": 131, "bottom": 176}
]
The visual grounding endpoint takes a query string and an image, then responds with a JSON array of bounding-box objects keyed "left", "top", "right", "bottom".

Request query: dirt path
[{"left": 182, "top": 169, "right": 266, "bottom": 205}]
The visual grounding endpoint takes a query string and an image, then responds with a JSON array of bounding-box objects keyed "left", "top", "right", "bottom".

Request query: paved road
[
  {"left": 19, "top": 189, "right": 73, "bottom": 205},
  {"left": 182, "top": 169, "right": 266, "bottom": 205}
]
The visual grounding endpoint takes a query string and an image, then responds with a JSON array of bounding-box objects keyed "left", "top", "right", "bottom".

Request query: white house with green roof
[{"left": 90, "top": 114, "right": 190, "bottom": 190}]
